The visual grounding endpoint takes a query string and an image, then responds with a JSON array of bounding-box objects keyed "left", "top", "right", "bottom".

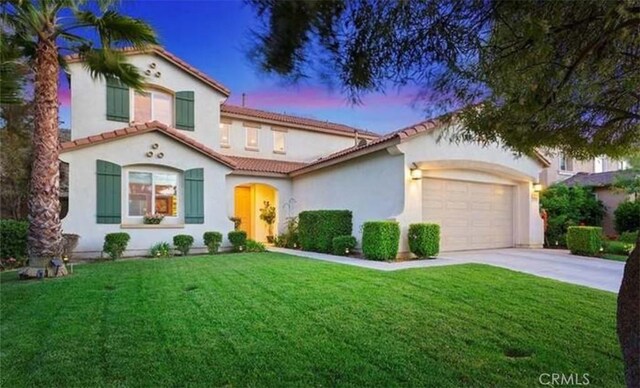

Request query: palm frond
[
  {"left": 72, "top": 10, "right": 157, "bottom": 48},
  {"left": 80, "top": 49, "right": 146, "bottom": 90},
  {"left": 0, "top": 29, "right": 29, "bottom": 104}
]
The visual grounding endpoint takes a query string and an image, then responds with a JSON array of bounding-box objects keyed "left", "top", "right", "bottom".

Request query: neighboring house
[
  {"left": 60, "top": 46, "right": 548, "bottom": 258},
  {"left": 540, "top": 151, "right": 628, "bottom": 187},
  {"left": 563, "top": 171, "right": 636, "bottom": 236}
]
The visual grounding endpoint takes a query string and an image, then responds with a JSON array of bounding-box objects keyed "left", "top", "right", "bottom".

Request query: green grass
[
  {"left": 1, "top": 253, "right": 624, "bottom": 387},
  {"left": 601, "top": 253, "right": 628, "bottom": 262}
]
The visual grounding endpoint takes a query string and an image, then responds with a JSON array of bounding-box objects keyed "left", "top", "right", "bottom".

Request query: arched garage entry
[{"left": 233, "top": 183, "right": 278, "bottom": 242}]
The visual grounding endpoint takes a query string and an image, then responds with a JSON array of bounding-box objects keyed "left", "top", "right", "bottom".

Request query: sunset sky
[{"left": 58, "top": 0, "right": 426, "bottom": 134}]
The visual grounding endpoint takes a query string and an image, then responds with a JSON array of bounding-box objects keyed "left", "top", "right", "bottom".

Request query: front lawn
[{"left": 0, "top": 253, "right": 623, "bottom": 387}]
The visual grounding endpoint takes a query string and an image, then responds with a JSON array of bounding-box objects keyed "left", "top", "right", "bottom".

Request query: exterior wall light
[
  {"left": 410, "top": 168, "right": 423, "bottom": 180},
  {"left": 533, "top": 183, "right": 543, "bottom": 192}
]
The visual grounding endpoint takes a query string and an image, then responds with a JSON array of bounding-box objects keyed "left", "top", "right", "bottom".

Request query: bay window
[{"left": 128, "top": 171, "right": 179, "bottom": 217}]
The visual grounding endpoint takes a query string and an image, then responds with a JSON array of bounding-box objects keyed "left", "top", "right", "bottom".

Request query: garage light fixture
[
  {"left": 410, "top": 168, "right": 423, "bottom": 180},
  {"left": 533, "top": 183, "right": 543, "bottom": 192}
]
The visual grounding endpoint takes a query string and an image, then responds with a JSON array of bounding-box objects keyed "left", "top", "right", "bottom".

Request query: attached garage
[{"left": 422, "top": 177, "right": 515, "bottom": 251}]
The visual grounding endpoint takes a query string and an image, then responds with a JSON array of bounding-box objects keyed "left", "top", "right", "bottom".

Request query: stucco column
[
  {"left": 392, "top": 162, "right": 423, "bottom": 258},
  {"left": 515, "top": 182, "right": 544, "bottom": 248}
]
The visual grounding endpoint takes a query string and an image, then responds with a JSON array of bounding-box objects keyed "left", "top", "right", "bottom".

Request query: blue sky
[{"left": 59, "top": 1, "right": 426, "bottom": 134}]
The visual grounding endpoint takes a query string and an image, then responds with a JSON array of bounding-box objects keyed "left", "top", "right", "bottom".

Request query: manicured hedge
[
  {"left": 298, "top": 210, "right": 352, "bottom": 253},
  {"left": 103, "top": 232, "right": 130, "bottom": 260},
  {"left": 408, "top": 223, "right": 440, "bottom": 259},
  {"left": 203, "top": 231, "right": 223, "bottom": 254},
  {"left": 173, "top": 234, "right": 194, "bottom": 256},
  {"left": 566, "top": 226, "right": 603, "bottom": 257},
  {"left": 331, "top": 235, "right": 357, "bottom": 256},
  {"left": 0, "top": 219, "right": 28, "bottom": 259},
  {"left": 362, "top": 221, "right": 400, "bottom": 261},
  {"left": 228, "top": 231, "right": 247, "bottom": 252},
  {"left": 619, "top": 231, "right": 639, "bottom": 245}
]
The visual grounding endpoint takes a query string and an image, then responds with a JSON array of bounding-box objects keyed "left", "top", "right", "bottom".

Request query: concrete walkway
[{"left": 268, "top": 247, "right": 625, "bottom": 293}]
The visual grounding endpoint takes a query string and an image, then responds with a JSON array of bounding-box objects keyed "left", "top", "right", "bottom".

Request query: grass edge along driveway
[{"left": 0, "top": 252, "right": 624, "bottom": 387}]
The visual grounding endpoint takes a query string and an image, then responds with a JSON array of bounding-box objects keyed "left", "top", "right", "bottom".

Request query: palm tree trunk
[
  {"left": 20, "top": 35, "right": 67, "bottom": 278},
  {"left": 617, "top": 234, "right": 639, "bottom": 387}
]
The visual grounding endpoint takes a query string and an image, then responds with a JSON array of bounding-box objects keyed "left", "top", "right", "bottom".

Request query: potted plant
[
  {"left": 259, "top": 200, "right": 276, "bottom": 243},
  {"left": 143, "top": 213, "right": 165, "bottom": 225}
]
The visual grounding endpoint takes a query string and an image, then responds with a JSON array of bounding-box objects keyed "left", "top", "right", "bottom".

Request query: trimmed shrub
[
  {"left": 228, "top": 231, "right": 247, "bottom": 252},
  {"left": 203, "top": 231, "right": 223, "bottom": 254},
  {"left": 298, "top": 210, "right": 352, "bottom": 253},
  {"left": 173, "top": 234, "right": 194, "bottom": 256},
  {"left": 619, "top": 231, "right": 639, "bottom": 244},
  {"left": 149, "top": 242, "right": 172, "bottom": 258},
  {"left": 614, "top": 200, "right": 640, "bottom": 234},
  {"left": 331, "top": 235, "right": 357, "bottom": 256},
  {"left": 408, "top": 223, "right": 440, "bottom": 259},
  {"left": 566, "top": 226, "right": 603, "bottom": 257},
  {"left": 245, "top": 239, "right": 266, "bottom": 252},
  {"left": 603, "top": 240, "right": 634, "bottom": 256},
  {"left": 540, "top": 184, "right": 605, "bottom": 247},
  {"left": 0, "top": 219, "right": 28, "bottom": 259},
  {"left": 103, "top": 232, "right": 130, "bottom": 260},
  {"left": 362, "top": 221, "right": 400, "bottom": 261}
]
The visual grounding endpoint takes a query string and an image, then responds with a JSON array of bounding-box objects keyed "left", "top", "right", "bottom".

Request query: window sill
[
  {"left": 244, "top": 147, "right": 259, "bottom": 152},
  {"left": 220, "top": 143, "right": 231, "bottom": 149},
  {"left": 120, "top": 224, "right": 185, "bottom": 229},
  {"left": 558, "top": 170, "right": 575, "bottom": 176},
  {"left": 273, "top": 150, "right": 286, "bottom": 155}
]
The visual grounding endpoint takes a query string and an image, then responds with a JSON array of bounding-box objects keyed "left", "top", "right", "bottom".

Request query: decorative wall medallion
[
  {"left": 157, "top": 152, "right": 164, "bottom": 159},
  {"left": 151, "top": 143, "right": 159, "bottom": 149},
  {"left": 146, "top": 151, "right": 154, "bottom": 158}
]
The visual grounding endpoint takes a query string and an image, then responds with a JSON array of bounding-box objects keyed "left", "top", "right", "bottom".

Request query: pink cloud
[{"left": 227, "top": 84, "right": 418, "bottom": 110}]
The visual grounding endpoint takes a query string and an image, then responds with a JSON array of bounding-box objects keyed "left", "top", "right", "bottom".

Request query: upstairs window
[
  {"left": 246, "top": 127, "right": 259, "bottom": 150},
  {"left": 559, "top": 154, "right": 573, "bottom": 171},
  {"left": 273, "top": 130, "right": 286, "bottom": 153},
  {"left": 220, "top": 122, "right": 231, "bottom": 147},
  {"left": 134, "top": 89, "right": 174, "bottom": 125}
]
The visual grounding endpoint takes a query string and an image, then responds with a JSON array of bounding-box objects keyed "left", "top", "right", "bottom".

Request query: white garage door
[{"left": 422, "top": 178, "right": 514, "bottom": 251}]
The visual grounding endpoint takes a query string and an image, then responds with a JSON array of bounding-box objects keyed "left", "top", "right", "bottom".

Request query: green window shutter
[
  {"left": 96, "top": 160, "right": 122, "bottom": 224},
  {"left": 175, "top": 91, "right": 195, "bottom": 130},
  {"left": 184, "top": 168, "right": 204, "bottom": 224},
  {"left": 106, "top": 78, "right": 130, "bottom": 122}
]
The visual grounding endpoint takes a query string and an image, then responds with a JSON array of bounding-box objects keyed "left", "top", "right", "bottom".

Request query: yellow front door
[{"left": 234, "top": 186, "right": 252, "bottom": 238}]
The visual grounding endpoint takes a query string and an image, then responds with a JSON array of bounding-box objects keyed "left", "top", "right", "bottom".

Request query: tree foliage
[{"left": 249, "top": 0, "right": 640, "bottom": 159}]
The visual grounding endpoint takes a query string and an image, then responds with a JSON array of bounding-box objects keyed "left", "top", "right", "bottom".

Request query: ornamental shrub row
[
  {"left": 361, "top": 221, "right": 400, "bottom": 261},
  {"left": 566, "top": 226, "right": 603, "bottom": 257},
  {"left": 298, "top": 210, "right": 352, "bottom": 253}
]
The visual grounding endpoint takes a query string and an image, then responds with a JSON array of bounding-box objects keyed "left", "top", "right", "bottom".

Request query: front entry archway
[{"left": 233, "top": 183, "right": 278, "bottom": 242}]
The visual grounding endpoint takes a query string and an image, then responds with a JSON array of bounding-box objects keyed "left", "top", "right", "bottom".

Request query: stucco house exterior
[
  {"left": 60, "top": 46, "right": 549, "bottom": 258},
  {"left": 539, "top": 151, "right": 628, "bottom": 187}
]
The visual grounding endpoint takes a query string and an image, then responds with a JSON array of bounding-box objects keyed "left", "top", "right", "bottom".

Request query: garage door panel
[{"left": 423, "top": 177, "right": 514, "bottom": 252}]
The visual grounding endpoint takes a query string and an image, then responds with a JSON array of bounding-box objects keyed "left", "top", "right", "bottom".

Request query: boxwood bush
[
  {"left": 408, "top": 223, "right": 440, "bottom": 259},
  {"left": 203, "top": 231, "right": 223, "bottom": 254},
  {"left": 0, "top": 219, "right": 28, "bottom": 259},
  {"left": 619, "top": 231, "right": 639, "bottom": 244},
  {"left": 103, "top": 232, "right": 130, "bottom": 260},
  {"left": 173, "top": 234, "right": 194, "bottom": 256},
  {"left": 331, "top": 235, "right": 357, "bottom": 256},
  {"left": 362, "top": 221, "right": 400, "bottom": 261},
  {"left": 298, "top": 210, "right": 352, "bottom": 253},
  {"left": 566, "top": 226, "right": 603, "bottom": 257},
  {"left": 228, "top": 231, "right": 247, "bottom": 252}
]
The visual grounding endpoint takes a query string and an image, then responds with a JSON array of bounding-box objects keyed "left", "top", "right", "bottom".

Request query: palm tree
[{"left": 3, "top": 0, "right": 157, "bottom": 277}]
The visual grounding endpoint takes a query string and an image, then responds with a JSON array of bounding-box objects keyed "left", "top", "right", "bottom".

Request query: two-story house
[{"left": 60, "top": 46, "right": 549, "bottom": 258}]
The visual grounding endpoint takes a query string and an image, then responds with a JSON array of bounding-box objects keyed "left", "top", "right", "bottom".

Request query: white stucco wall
[
  {"left": 60, "top": 132, "right": 235, "bottom": 257},
  {"left": 218, "top": 118, "right": 358, "bottom": 162},
  {"left": 69, "top": 53, "right": 227, "bottom": 150},
  {"left": 292, "top": 150, "right": 406, "bottom": 243}
]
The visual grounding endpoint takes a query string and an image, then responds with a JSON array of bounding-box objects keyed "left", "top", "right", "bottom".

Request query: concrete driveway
[
  {"left": 439, "top": 248, "right": 625, "bottom": 293},
  {"left": 271, "top": 247, "right": 625, "bottom": 293}
]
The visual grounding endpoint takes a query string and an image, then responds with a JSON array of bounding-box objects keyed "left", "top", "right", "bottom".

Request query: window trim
[
  {"left": 245, "top": 126, "right": 259, "bottom": 150},
  {"left": 131, "top": 85, "right": 175, "bottom": 126},
  {"left": 126, "top": 169, "right": 180, "bottom": 219}
]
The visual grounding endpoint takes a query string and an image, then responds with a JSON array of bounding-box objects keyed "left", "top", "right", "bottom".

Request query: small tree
[{"left": 259, "top": 201, "right": 276, "bottom": 242}]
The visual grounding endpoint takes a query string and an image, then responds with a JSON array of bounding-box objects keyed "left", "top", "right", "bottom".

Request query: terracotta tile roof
[
  {"left": 59, "top": 121, "right": 237, "bottom": 168},
  {"left": 220, "top": 104, "right": 379, "bottom": 138},
  {"left": 563, "top": 170, "right": 636, "bottom": 187},
  {"left": 227, "top": 156, "right": 308, "bottom": 175},
  {"left": 65, "top": 46, "right": 230, "bottom": 96}
]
